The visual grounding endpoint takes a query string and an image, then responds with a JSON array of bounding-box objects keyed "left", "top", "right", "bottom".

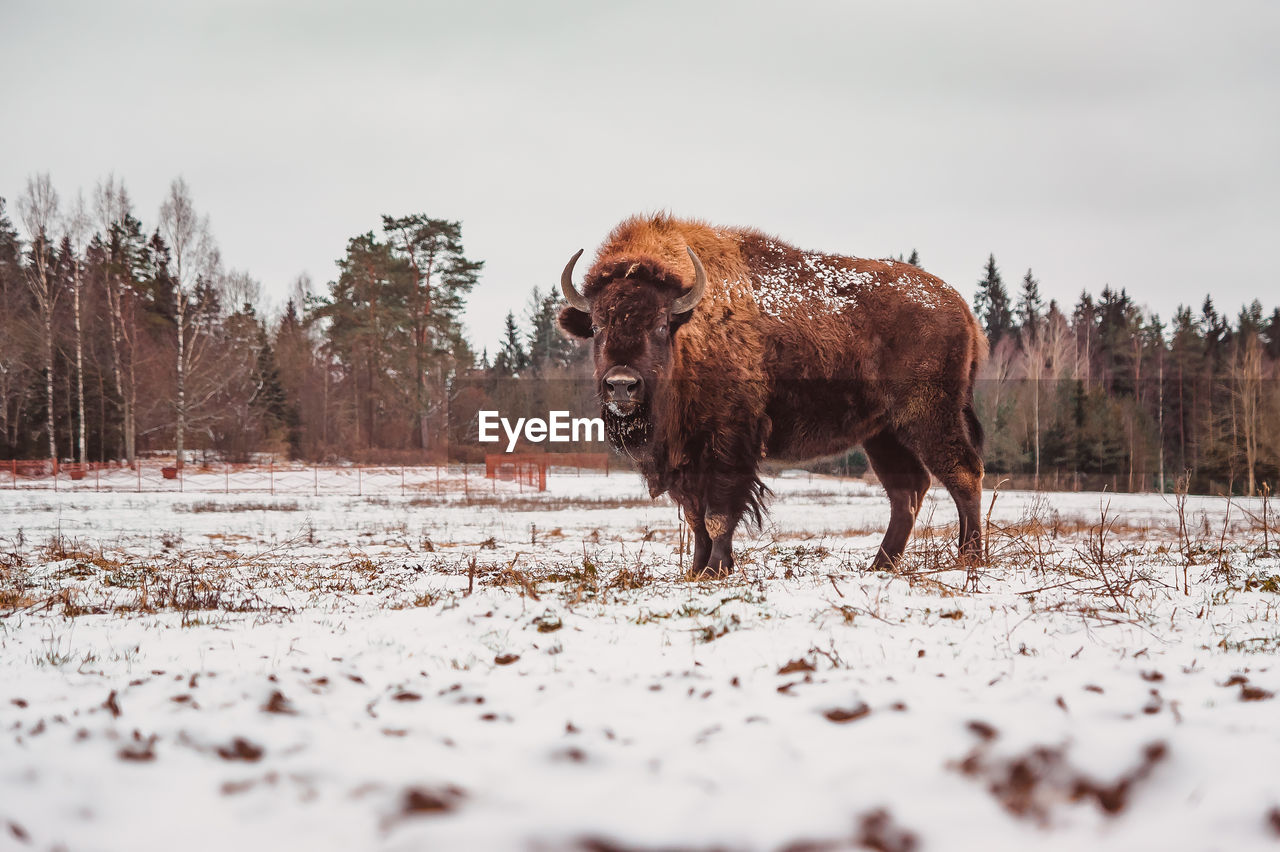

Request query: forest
[{"left": 1, "top": 174, "right": 1277, "bottom": 495}]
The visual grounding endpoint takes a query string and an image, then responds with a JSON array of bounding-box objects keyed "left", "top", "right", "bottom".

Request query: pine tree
[
  {"left": 381, "top": 215, "right": 482, "bottom": 451},
  {"left": 308, "top": 216, "right": 481, "bottom": 452},
  {"left": 525, "top": 286, "right": 577, "bottom": 371},
  {"left": 1096, "top": 286, "right": 1140, "bottom": 395},
  {"left": 974, "top": 254, "right": 1013, "bottom": 346},
  {"left": 272, "top": 298, "right": 316, "bottom": 458},
  {"left": 93, "top": 190, "right": 156, "bottom": 464},
  {"left": 1201, "top": 296, "right": 1227, "bottom": 363},
  {"left": 311, "top": 233, "right": 406, "bottom": 448},
  {"left": 1237, "top": 300, "right": 1264, "bottom": 339},
  {"left": 494, "top": 311, "right": 528, "bottom": 376},
  {"left": 0, "top": 197, "right": 32, "bottom": 457},
  {"left": 251, "top": 320, "right": 290, "bottom": 431},
  {"left": 0, "top": 198, "right": 19, "bottom": 286},
  {"left": 1016, "top": 269, "right": 1043, "bottom": 344},
  {"left": 1263, "top": 307, "right": 1280, "bottom": 360},
  {"left": 906, "top": 249, "right": 921, "bottom": 269}
]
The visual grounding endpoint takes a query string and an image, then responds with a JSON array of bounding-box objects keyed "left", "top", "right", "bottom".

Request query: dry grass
[
  {"left": 884, "top": 486, "right": 1280, "bottom": 620},
  {"left": 178, "top": 500, "right": 301, "bottom": 513},
  {"left": 407, "top": 494, "right": 659, "bottom": 512},
  {"left": 4, "top": 485, "right": 1276, "bottom": 626}
]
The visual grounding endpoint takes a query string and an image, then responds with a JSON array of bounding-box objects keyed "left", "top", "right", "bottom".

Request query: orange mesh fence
[{"left": 484, "top": 455, "right": 547, "bottom": 492}]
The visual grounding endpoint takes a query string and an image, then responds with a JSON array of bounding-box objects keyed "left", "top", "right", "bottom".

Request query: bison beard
[
  {"left": 559, "top": 214, "right": 988, "bottom": 578},
  {"left": 603, "top": 406, "right": 652, "bottom": 452}
]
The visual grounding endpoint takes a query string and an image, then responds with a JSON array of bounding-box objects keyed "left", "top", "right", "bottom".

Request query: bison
[{"left": 557, "top": 214, "right": 988, "bottom": 577}]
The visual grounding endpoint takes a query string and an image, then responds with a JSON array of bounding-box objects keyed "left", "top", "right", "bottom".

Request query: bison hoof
[
  {"left": 870, "top": 553, "right": 905, "bottom": 572},
  {"left": 686, "top": 563, "right": 734, "bottom": 581}
]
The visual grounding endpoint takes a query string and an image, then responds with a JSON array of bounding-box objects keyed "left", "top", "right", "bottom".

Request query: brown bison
[{"left": 558, "top": 214, "right": 988, "bottom": 577}]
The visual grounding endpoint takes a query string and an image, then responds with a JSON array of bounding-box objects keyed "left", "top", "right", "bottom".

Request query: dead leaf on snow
[
  {"left": 216, "top": 737, "right": 264, "bottom": 762},
  {"left": 824, "top": 703, "right": 871, "bottom": 724}
]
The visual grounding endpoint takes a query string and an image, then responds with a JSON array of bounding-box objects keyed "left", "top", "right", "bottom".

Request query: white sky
[{"left": 2, "top": 0, "right": 1278, "bottom": 350}]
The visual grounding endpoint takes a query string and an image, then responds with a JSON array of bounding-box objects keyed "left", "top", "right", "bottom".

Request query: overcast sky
[{"left": 3, "top": 0, "right": 1278, "bottom": 350}]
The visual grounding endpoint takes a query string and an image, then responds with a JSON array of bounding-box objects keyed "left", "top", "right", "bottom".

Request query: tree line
[
  {"left": 968, "top": 253, "right": 1279, "bottom": 495},
  {"left": 0, "top": 173, "right": 585, "bottom": 467},
  {"left": 1, "top": 174, "right": 1276, "bottom": 493}
]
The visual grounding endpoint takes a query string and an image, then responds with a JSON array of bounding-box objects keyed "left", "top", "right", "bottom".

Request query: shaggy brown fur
[{"left": 559, "top": 214, "right": 988, "bottom": 577}]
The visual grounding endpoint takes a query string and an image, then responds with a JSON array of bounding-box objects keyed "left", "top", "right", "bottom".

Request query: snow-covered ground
[{"left": 2, "top": 469, "right": 1279, "bottom": 851}]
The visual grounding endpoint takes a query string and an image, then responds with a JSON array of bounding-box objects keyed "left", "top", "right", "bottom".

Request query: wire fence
[
  {"left": 2, "top": 457, "right": 1228, "bottom": 497},
  {"left": 3, "top": 456, "right": 614, "bottom": 496}
]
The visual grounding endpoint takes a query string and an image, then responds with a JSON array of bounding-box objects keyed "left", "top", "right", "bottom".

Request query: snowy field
[{"left": 2, "top": 468, "right": 1279, "bottom": 851}]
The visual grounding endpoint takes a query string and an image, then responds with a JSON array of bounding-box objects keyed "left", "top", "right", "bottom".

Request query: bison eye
[
  {"left": 654, "top": 323, "right": 668, "bottom": 338},
  {"left": 590, "top": 324, "right": 600, "bottom": 336}
]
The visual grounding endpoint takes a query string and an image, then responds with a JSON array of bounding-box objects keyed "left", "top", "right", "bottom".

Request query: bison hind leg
[
  {"left": 905, "top": 413, "right": 985, "bottom": 563},
  {"left": 865, "top": 430, "right": 931, "bottom": 570}
]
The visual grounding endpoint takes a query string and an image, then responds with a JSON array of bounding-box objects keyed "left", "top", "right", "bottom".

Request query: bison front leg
[
  {"left": 675, "top": 493, "right": 713, "bottom": 577},
  {"left": 694, "top": 470, "right": 759, "bottom": 579},
  {"left": 676, "top": 467, "right": 758, "bottom": 580},
  {"left": 701, "top": 510, "right": 738, "bottom": 578}
]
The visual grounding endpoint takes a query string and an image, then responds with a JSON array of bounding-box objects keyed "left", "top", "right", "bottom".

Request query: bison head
[{"left": 558, "top": 247, "right": 706, "bottom": 439}]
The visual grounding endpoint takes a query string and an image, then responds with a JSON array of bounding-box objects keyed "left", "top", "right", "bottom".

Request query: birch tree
[
  {"left": 1235, "top": 331, "right": 1263, "bottom": 496},
  {"left": 17, "top": 173, "right": 61, "bottom": 466},
  {"left": 66, "top": 191, "right": 90, "bottom": 465},
  {"left": 158, "top": 177, "right": 218, "bottom": 468}
]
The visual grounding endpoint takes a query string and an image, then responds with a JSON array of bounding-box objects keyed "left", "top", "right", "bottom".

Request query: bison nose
[{"left": 606, "top": 374, "right": 641, "bottom": 400}]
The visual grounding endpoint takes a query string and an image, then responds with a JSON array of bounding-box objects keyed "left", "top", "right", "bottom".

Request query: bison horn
[
  {"left": 672, "top": 246, "right": 707, "bottom": 314},
  {"left": 560, "top": 249, "right": 590, "bottom": 312}
]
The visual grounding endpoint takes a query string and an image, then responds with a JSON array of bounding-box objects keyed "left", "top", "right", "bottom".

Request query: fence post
[
  {"left": 95, "top": 463, "right": 100, "bottom": 492},
  {"left": 137, "top": 461, "right": 142, "bottom": 493},
  {"left": 357, "top": 464, "right": 362, "bottom": 497},
  {"left": 179, "top": 463, "right": 183, "bottom": 493},
  {"left": 270, "top": 459, "right": 275, "bottom": 496},
  {"left": 225, "top": 464, "right": 230, "bottom": 494},
  {"left": 10, "top": 459, "right": 15, "bottom": 490}
]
